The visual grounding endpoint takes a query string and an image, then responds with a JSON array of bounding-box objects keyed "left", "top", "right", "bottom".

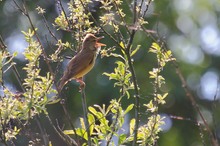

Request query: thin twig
[
  {"left": 0, "top": 35, "right": 7, "bottom": 50},
  {"left": 147, "top": 50, "right": 162, "bottom": 146},
  {"left": 46, "top": 114, "right": 78, "bottom": 146},
  {"left": 174, "top": 63, "right": 219, "bottom": 146},
  {"left": 35, "top": 116, "right": 49, "bottom": 146},
  {"left": 142, "top": 0, "right": 153, "bottom": 18},
  {"left": 125, "top": 43, "right": 140, "bottom": 146},
  {"left": 212, "top": 78, "right": 220, "bottom": 143},
  {"left": 56, "top": 0, "right": 72, "bottom": 30},
  {"left": 157, "top": 38, "right": 219, "bottom": 146},
  {"left": 78, "top": 0, "right": 123, "bottom": 50},
  {"left": 112, "top": 0, "right": 131, "bottom": 36},
  {"left": 13, "top": 1, "right": 80, "bottom": 145},
  {"left": 41, "top": 14, "right": 58, "bottom": 41},
  {"left": 124, "top": 1, "right": 141, "bottom": 145},
  {"left": 1, "top": 34, "right": 25, "bottom": 92},
  {"left": 80, "top": 84, "right": 91, "bottom": 146},
  {"left": 106, "top": 108, "right": 120, "bottom": 146},
  {"left": 60, "top": 98, "right": 79, "bottom": 141}
]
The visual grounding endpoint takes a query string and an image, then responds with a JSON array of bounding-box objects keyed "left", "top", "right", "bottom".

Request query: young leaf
[
  {"left": 63, "top": 130, "right": 75, "bottom": 135},
  {"left": 131, "top": 45, "right": 141, "bottom": 57},
  {"left": 130, "top": 118, "right": 136, "bottom": 135},
  {"left": 88, "top": 113, "right": 95, "bottom": 135},
  {"left": 118, "top": 134, "right": 127, "bottom": 145},
  {"left": 120, "top": 41, "right": 125, "bottom": 49},
  {"left": 124, "top": 104, "right": 134, "bottom": 115}
]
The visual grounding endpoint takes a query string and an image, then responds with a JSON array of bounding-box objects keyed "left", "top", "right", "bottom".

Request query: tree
[{"left": 0, "top": 0, "right": 219, "bottom": 146}]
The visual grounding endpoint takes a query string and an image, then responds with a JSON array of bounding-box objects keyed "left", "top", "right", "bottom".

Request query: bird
[{"left": 58, "top": 33, "right": 106, "bottom": 92}]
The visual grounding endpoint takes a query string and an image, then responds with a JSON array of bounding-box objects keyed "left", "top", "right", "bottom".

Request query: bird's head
[{"left": 82, "top": 33, "right": 106, "bottom": 51}]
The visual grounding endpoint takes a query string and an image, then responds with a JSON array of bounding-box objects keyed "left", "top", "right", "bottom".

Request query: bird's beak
[{"left": 96, "top": 36, "right": 106, "bottom": 47}]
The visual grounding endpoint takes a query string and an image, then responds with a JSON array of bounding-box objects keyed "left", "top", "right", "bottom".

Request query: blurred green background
[{"left": 1, "top": 0, "right": 220, "bottom": 145}]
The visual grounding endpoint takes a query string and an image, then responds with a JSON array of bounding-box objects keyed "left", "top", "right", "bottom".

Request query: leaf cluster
[
  {"left": 0, "top": 29, "right": 56, "bottom": 143},
  {"left": 64, "top": 99, "right": 134, "bottom": 145}
]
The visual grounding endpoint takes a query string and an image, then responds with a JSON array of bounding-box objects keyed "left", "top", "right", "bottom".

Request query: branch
[
  {"left": 56, "top": 0, "right": 72, "bottom": 30},
  {"left": 123, "top": 0, "right": 141, "bottom": 145},
  {"left": 35, "top": 116, "right": 49, "bottom": 146},
  {"left": 80, "top": 85, "right": 91, "bottom": 146},
  {"left": 13, "top": 1, "right": 80, "bottom": 144},
  {"left": 46, "top": 114, "right": 78, "bottom": 146},
  {"left": 60, "top": 99, "right": 79, "bottom": 142},
  {"left": 174, "top": 64, "right": 219, "bottom": 146},
  {"left": 78, "top": 0, "right": 123, "bottom": 50},
  {"left": 0, "top": 35, "right": 25, "bottom": 92},
  {"left": 106, "top": 108, "right": 120, "bottom": 146}
]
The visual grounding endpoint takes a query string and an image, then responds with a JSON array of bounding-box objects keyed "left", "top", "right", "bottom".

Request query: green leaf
[
  {"left": 130, "top": 118, "right": 136, "bottom": 135},
  {"left": 93, "top": 137, "right": 99, "bottom": 145},
  {"left": 111, "top": 108, "right": 117, "bottom": 114},
  {"left": 125, "top": 90, "right": 130, "bottom": 99},
  {"left": 149, "top": 71, "right": 156, "bottom": 79},
  {"left": 118, "top": 134, "right": 127, "bottom": 144},
  {"left": 80, "top": 117, "right": 86, "bottom": 130},
  {"left": 124, "top": 104, "right": 134, "bottom": 115},
  {"left": 120, "top": 41, "right": 125, "bottom": 49},
  {"left": 89, "top": 106, "right": 103, "bottom": 119},
  {"left": 150, "top": 42, "right": 161, "bottom": 53},
  {"left": 88, "top": 113, "right": 95, "bottom": 135},
  {"left": 131, "top": 45, "right": 141, "bottom": 57},
  {"left": 63, "top": 130, "right": 75, "bottom": 135},
  {"left": 106, "top": 103, "right": 113, "bottom": 114},
  {"left": 75, "top": 128, "right": 88, "bottom": 140},
  {"left": 88, "top": 106, "right": 97, "bottom": 116}
]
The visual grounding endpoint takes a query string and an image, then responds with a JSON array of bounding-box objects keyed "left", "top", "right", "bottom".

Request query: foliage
[
  {"left": 0, "top": 0, "right": 173, "bottom": 145},
  {"left": 64, "top": 100, "right": 134, "bottom": 145},
  {"left": 102, "top": 47, "right": 134, "bottom": 98},
  {"left": 0, "top": 29, "right": 56, "bottom": 143},
  {"left": 53, "top": 0, "right": 174, "bottom": 145},
  {"left": 1, "top": 0, "right": 217, "bottom": 146}
]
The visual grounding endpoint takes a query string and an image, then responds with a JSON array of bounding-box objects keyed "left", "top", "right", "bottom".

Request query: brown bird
[{"left": 58, "top": 33, "right": 106, "bottom": 92}]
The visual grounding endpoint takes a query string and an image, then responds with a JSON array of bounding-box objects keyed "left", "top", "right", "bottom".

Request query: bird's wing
[
  {"left": 66, "top": 51, "right": 95, "bottom": 78},
  {"left": 58, "top": 51, "right": 95, "bottom": 91}
]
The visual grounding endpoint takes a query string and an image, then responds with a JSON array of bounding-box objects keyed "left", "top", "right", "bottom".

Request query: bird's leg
[{"left": 76, "top": 77, "right": 85, "bottom": 92}]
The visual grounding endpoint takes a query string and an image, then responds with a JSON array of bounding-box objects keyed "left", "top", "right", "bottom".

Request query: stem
[
  {"left": 35, "top": 116, "right": 49, "bottom": 146},
  {"left": 78, "top": 0, "right": 123, "bottom": 50},
  {"left": 81, "top": 84, "right": 91, "bottom": 146},
  {"left": 142, "top": 0, "right": 152, "bottom": 18},
  {"left": 13, "top": 1, "right": 80, "bottom": 144},
  {"left": 125, "top": 17, "right": 139, "bottom": 146},
  {"left": 46, "top": 114, "right": 78, "bottom": 146},
  {"left": 212, "top": 78, "right": 220, "bottom": 143},
  {"left": 60, "top": 99, "right": 78, "bottom": 141},
  {"left": 175, "top": 65, "right": 219, "bottom": 146},
  {"left": 57, "top": 0, "right": 72, "bottom": 30},
  {"left": 126, "top": 44, "right": 140, "bottom": 146},
  {"left": 125, "top": 0, "right": 140, "bottom": 145},
  {"left": 106, "top": 108, "right": 120, "bottom": 146}
]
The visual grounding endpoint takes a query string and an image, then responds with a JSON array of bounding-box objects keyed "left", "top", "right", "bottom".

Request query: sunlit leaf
[
  {"left": 120, "top": 41, "right": 125, "bottom": 49},
  {"left": 130, "top": 118, "right": 136, "bottom": 135},
  {"left": 63, "top": 130, "right": 75, "bottom": 135},
  {"left": 118, "top": 134, "right": 127, "bottom": 144},
  {"left": 88, "top": 113, "right": 95, "bottom": 135},
  {"left": 131, "top": 45, "right": 141, "bottom": 57},
  {"left": 124, "top": 104, "right": 134, "bottom": 115},
  {"left": 88, "top": 106, "right": 97, "bottom": 116},
  {"left": 80, "top": 117, "right": 86, "bottom": 130}
]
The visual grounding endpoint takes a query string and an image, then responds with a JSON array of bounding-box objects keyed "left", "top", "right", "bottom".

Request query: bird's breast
[{"left": 74, "top": 54, "right": 96, "bottom": 78}]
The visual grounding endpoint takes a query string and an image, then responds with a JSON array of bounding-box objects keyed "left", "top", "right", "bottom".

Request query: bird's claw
[{"left": 76, "top": 79, "right": 85, "bottom": 92}]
